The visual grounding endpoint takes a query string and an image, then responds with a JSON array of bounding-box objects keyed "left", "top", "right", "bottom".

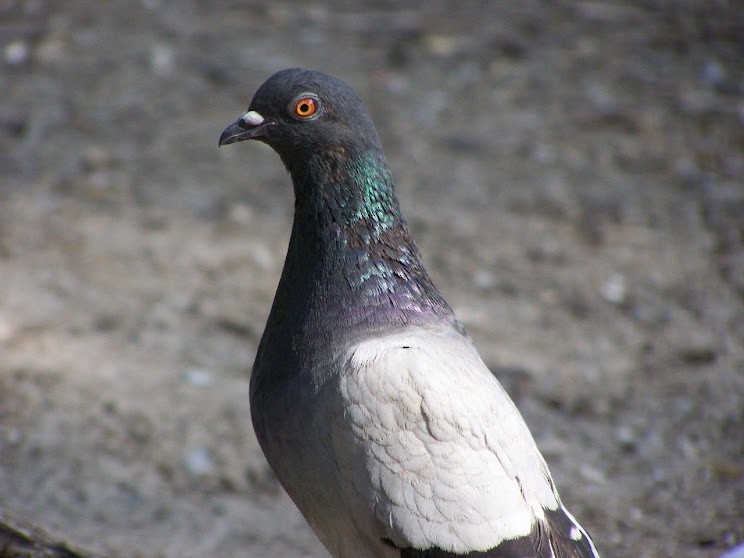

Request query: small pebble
[
  {"left": 87, "top": 170, "right": 113, "bottom": 190},
  {"left": 628, "top": 507, "right": 644, "bottom": 523},
  {"left": 473, "top": 270, "right": 496, "bottom": 290},
  {"left": 0, "top": 316, "right": 14, "bottom": 342},
  {"left": 600, "top": 273, "right": 626, "bottom": 305},
  {"left": 37, "top": 36, "right": 67, "bottom": 64},
  {"left": 82, "top": 146, "right": 111, "bottom": 170},
  {"left": 4, "top": 41, "right": 29, "bottom": 65},
  {"left": 424, "top": 34, "right": 459, "bottom": 56},
  {"left": 229, "top": 203, "right": 254, "bottom": 225},
  {"left": 531, "top": 142, "right": 554, "bottom": 164},
  {"left": 383, "top": 73, "right": 410, "bottom": 95},
  {"left": 185, "top": 447, "right": 214, "bottom": 476},
  {"left": 184, "top": 368, "right": 214, "bottom": 388},
  {"left": 250, "top": 242, "right": 275, "bottom": 270},
  {"left": 700, "top": 59, "right": 726, "bottom": 88},
  {"left": 5, "top": 427, "right": 22, "bottom": 444},
  {"left": 614, "top": 425, "right": 637, "bottom": 451},
  {"left": 150, "top": 44, "right": 175, "bottom": 76},
  {"left": 651, "top": 466, "right": 666, "bottom": 483},
  {"left": 578, "top": 464, "right": 606, "bottom": 484},
  {"left": 584, "top": 81, "right": 615, "bottom": 111}
]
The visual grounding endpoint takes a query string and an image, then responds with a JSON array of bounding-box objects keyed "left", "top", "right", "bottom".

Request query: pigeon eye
[{"left": 293, "top": 96, "right": 318, "bottom": 119}]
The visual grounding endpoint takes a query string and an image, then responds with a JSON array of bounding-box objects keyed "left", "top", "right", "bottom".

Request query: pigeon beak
[{"left": 218, "top": 110, "right": 271, "bottom": 146}]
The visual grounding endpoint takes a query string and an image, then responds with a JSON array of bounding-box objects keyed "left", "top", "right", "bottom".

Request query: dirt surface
[{"left": 1, "top": 1, "right": 743, "bottom": 557}]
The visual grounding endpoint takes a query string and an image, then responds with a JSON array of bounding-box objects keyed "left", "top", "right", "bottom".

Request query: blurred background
[{"left": 1, "top": 1, "right": 743, "bottom": 557}]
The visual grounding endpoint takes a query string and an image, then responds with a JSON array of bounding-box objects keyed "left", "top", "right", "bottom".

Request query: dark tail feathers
[{"left": 395, "top": 505, "right": 599, "bottom": 558}]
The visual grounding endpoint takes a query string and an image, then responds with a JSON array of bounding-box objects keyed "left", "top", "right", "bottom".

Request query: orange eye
[{"left": 294, "top": 97, "right": 317, "bottom": 118}]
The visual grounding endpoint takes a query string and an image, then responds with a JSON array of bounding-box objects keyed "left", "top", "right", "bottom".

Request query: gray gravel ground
[{"left": 1, "top": 2, "right": 743, "bottom": 557}]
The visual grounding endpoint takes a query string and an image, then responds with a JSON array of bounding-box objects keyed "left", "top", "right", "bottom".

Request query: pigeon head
[
  {"left": 219, "top": 69, "right": 460, "bottom": 346},
  {"left": 219, "top": 68, "right": 384, "bottom": 174}
]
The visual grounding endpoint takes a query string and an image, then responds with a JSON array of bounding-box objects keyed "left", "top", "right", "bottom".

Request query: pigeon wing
[{"left": 330, "top": 326, "right": 572, "bottom": 555}]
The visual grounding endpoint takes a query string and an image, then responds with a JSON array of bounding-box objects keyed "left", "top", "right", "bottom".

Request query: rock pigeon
[{"left": 219, "top": 68, "right": 600, "bottom": 558}]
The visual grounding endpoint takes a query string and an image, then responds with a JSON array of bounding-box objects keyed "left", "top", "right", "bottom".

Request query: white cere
[{"left": 241, "top": 110, "right": 265, "bottom": 126}]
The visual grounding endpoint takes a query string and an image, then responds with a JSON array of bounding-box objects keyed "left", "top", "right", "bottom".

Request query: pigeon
[{"left": 219, "top": 68, "right": 600, "bottom": 558}]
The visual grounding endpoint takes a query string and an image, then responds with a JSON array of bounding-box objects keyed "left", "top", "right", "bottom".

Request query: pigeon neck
[
  {"left": 294, "top": 149, "right": 399, "bottom": 236},
  {"left": 280, "top": 149, "right": 457, "bottom": 336}
]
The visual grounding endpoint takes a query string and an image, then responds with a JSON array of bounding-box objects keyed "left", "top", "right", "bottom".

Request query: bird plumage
[{"left": 219, "top": 68, "right": 600, "bottom": 558}]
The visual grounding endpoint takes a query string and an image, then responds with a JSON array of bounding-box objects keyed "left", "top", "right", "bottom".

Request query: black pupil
[{"left": 299, "top": 102, "right": 310, "bottom": 113}]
